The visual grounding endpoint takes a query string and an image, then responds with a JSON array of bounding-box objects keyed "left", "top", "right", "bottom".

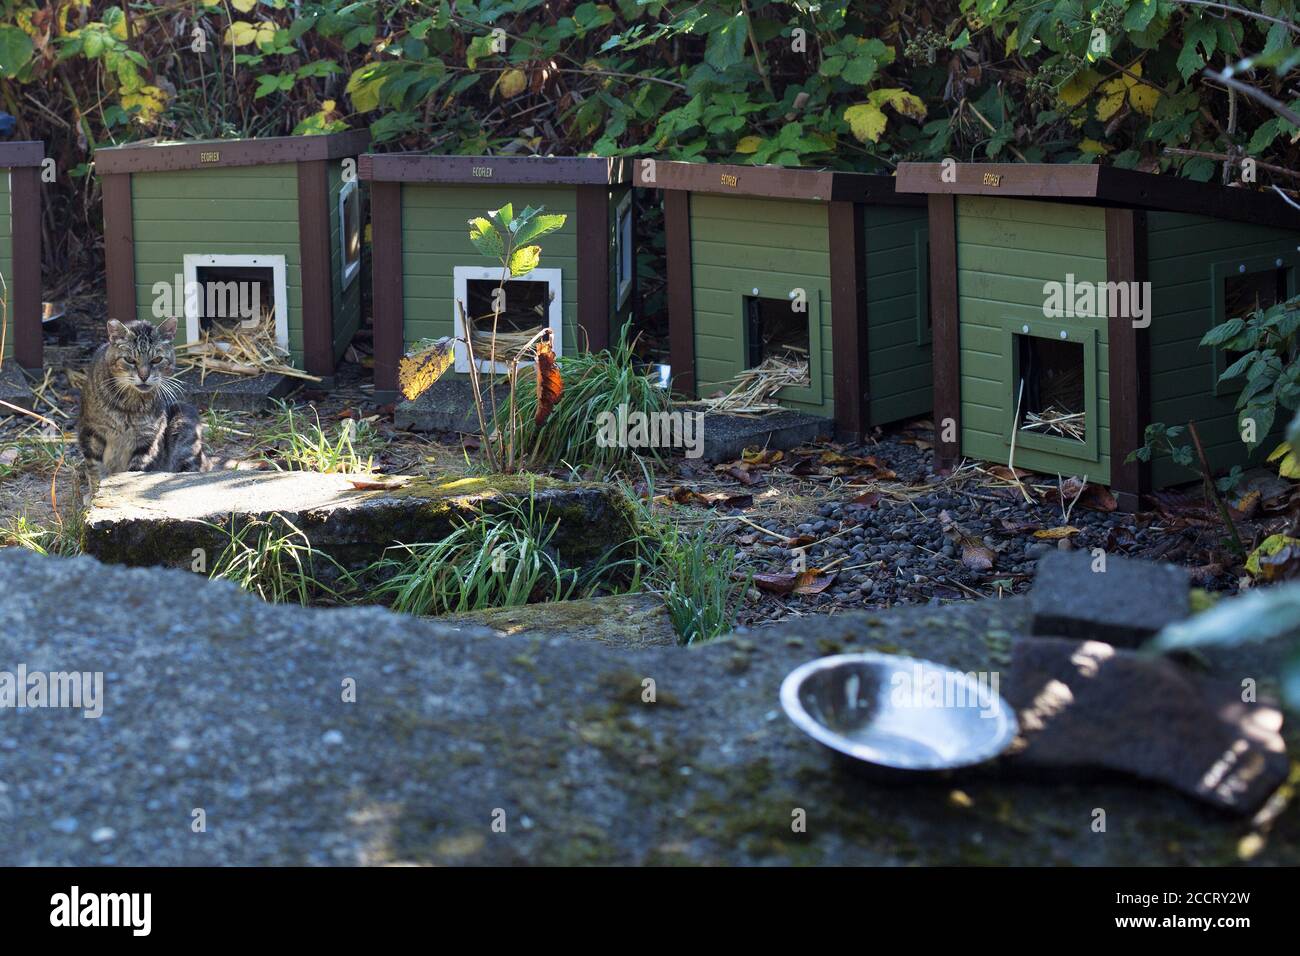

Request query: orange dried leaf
[{"left": 534, "top": 331, "right": 563, "bottom": 426}]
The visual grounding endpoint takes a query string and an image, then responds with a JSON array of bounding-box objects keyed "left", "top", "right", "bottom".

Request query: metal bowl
[{"left": 780, "top": 653, "right": 1019, "bottom": 774}]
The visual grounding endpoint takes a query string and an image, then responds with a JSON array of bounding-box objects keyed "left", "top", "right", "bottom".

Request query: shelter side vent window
[
  {"left": 340, "top": 178, "right": 361, "bottom": 288},
  {"left": 615, "top": 192, "right": 633, "bottom": 307},
  {"left": 916, "top": 228, "right": 932, "bottom": 346},
  {"left": 1215, "top": 263, "right": 1289, "bottom": 392},
  {"left": 1015, "top": 334, "right": 1087, "bottom": 445}
]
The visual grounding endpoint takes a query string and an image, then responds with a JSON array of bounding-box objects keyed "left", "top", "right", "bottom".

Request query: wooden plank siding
[
  {"left": 399, "top": 183, "right": 579, "bottom": 357},
  {"left": 865, "top": 203, "right": 932, "bottom": 425},
  {"left": 0, "top": 169, "right": 11, "bottom": 361},
  {"left": 955, "top": 196, "right": 1113, "bottom": 484},
  {"left": 129, "top": 164, "right": 305, "bottom": 365},
  {"left": 1146, "top": 211, "right": 1299, "bottom": 488},
  {"left": 328, "top": 160, "right": 364, "bottom": 363},
  {"left": 688, "top": 193, "right": 835, "bottom": 419}
]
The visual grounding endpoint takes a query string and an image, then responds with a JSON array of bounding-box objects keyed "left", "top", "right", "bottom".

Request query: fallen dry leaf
[
  {"left": 752, "top": 571, "right": 798, "bottom": 595},
  {"left": 998, "top": 517, "right": 1039, "bottom": 534},
  {"left": 750, "top": 569, "right": 837, "bottom": 596},
  {"left": 960, "top": 540, "right": 995, "bottom": 571},
  {"left": 741, "top": 447, "right": 784, "bottom": 467},
  {"left": 715, "top": 461, "right": 762, "bottom": 486},
  {"left": 794, "top": 569, "right": 837, "bottom": 595},
  {"left": 986, "top": 465, "right": 1031, "bottom": 482},
  {"left": 940, "top": 510, "right": 996, "bottom": 572},
  {"left": 1032, "top": 526, "right": 1081, "bottom": 540},
  {"left": 665, "top": 486, "right": 753, "bottom": 510},
  {"left": 348, "top": 476, "right": 411, "bottom": 491}
]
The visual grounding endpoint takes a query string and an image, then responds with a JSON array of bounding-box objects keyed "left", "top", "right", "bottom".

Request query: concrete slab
[
  {"left": 1, "top": 550, "right": 1294, "bottom": 864},
  {"left": 441, "top": 592, "right": 678, "bottom": 647},
  {"left": 394, "top": 376, "right": 506, "bottom": 434},
  {"left": 82, "top": 469, "right": 635, "bottom": 572},
  {"left": 698, "top": 409, "right": 831, "bottom": 463},
  {"left": 178, "top": 370, "right": 294, "bottom": 412},
  {"left": 0, "top": 365, "right": 33, "bottom": 413},
  {"left": 1029, "top": 550, "right": 1190, "bottom": 647}
]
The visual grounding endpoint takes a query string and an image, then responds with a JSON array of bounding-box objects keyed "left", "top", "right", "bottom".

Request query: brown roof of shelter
[
  {"left": 895, "top": 161, "right": 1300, "bottom": 231},
  {"left": 358, "top": 154, "right": 628, "bottom": 185},
  {"left": 634, "top": 159, "right": 919, "bottom": 205},
  {"left": 95, "top": 130, "right": 370, "bottom": 174},
  {"left": 0, "top": 142, "right": 45, "bottom": 168}
]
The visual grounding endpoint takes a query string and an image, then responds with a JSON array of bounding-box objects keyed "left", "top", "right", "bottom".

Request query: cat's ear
[
  {"left": 158, "top": 317, "right": 178, "bottom": 340},
  {"left": 106, "top": 319, "right": 128, "bottom": 344}
]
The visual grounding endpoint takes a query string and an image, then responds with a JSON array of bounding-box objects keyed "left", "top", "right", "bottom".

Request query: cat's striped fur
[{"left": 78, "top": 318, "right": 209, "bottom": 477}]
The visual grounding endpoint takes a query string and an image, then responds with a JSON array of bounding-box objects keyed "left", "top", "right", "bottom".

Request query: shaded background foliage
[{"left": 2, "top": 0, "right": 1299, "bottom": 283}]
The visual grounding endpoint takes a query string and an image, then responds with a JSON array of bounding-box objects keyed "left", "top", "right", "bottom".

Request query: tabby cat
[{"left": 78, "top": 317, "right": 209, "bottom": 476}]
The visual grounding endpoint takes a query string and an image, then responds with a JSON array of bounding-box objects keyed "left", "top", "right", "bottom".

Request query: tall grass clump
[
  {"left": 259, "top": 400, "right": 379, "bottom": 474},
  {"left": 207, "top": 514, "right": 354, "bottom": 605},
  {"left": 369, "top": 494, "right": 587, "bottom": 615},
  {"left": 0, "top": 436, "right": 65, "bottom": 479},
  {"left": 504, "top": 326, "right": 673, "bottom": 474},
  {"left": 622, "top": 484, "right": 750, "bottom": 645},
  {"left": 1, "top": 514, "right": 83, "bottom": 557}
]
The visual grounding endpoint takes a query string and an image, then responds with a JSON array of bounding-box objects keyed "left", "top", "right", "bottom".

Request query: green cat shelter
[
  {"left": 0, "top": 141, "right": 44, "bottom": 386},
  {"left": 359, "top": 154, "right": 634, "bottom": 401},
  {"left": 97, "top": 131, "right": 370, "bottom": 382},
  {"left": 896, "top": 161, "right": 1300, "bottom": 511},
  {"left": 634, "top": 160, "right": 931, "bottom": 441}
]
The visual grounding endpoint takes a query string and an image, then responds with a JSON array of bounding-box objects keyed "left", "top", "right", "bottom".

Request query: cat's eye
[{"left": 151, "top": 357, "right": 162, "bottom": 365}]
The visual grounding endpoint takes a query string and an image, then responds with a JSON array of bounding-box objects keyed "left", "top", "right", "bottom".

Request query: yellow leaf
[
  {"left": 110, "top": 16, "right": 128, "bottom": 40},
  {"left": 1128, "top": 83, "right": 1160, "bottom": 116},
  {"left": 1079, "top": 138, "right": 1111, "bottom": 154},
  {"left": 496, "top": 68, "right": 527, "bottom": 99},
  {"left": 346, "top": 66, "right": 386, "bottom": 112},
  {"left": 120, "top": 85, "right": 169, "bottom": 124},
  {"left": 1096, "top": 90, "right": 1126, "bottom": 121},
  {"left": 509, "top": 244, "right": 541, "bottom": 277},
  {"left": 224, "top": 21, "right": 258, "bottom": 47},
  {"left": 844, "top": 103, "right": 887, "bottom": 143},
  {"left": 1246, "top": 534, "right": 1300, "bottom": 578},
  {"left": 1281, "top": 451, "right": 1300, "bottom": 479},
  {"left": 255, "top": 21, "right": 277, "bottom": 49},
  {"left": 735, "top": 135, "right": 762, "bottom": 154},
  {"left": 399, "top": 339, "right": 455, "bottom": 401},
  {"left": 232, "top": 0, "right": 258, "bottom": 11},
  {"left": 868, "top": 87, "right": 927, "bottom": 121},
  {"left": 1267, "top": 441, "right": 1290, "bottom": 463},
  {"left": 1058, "top": 70, "right": 1100, "bottom": 109},
  {"left": 1096, "top": 76, "right": 1128, "bottom": 121}
]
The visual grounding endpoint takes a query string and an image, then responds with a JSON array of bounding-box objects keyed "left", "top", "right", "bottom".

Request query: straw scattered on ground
[{"left": 176, "top": 314, "right": 319, "bottom": 382}]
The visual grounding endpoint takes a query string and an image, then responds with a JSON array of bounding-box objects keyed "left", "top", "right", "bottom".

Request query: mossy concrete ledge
[
  {"left": 82, "top": 470, "right": 636, "bottom": 570},
  {"left": 1, "top": 550, "right": 1295, "bottom": 865}
]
